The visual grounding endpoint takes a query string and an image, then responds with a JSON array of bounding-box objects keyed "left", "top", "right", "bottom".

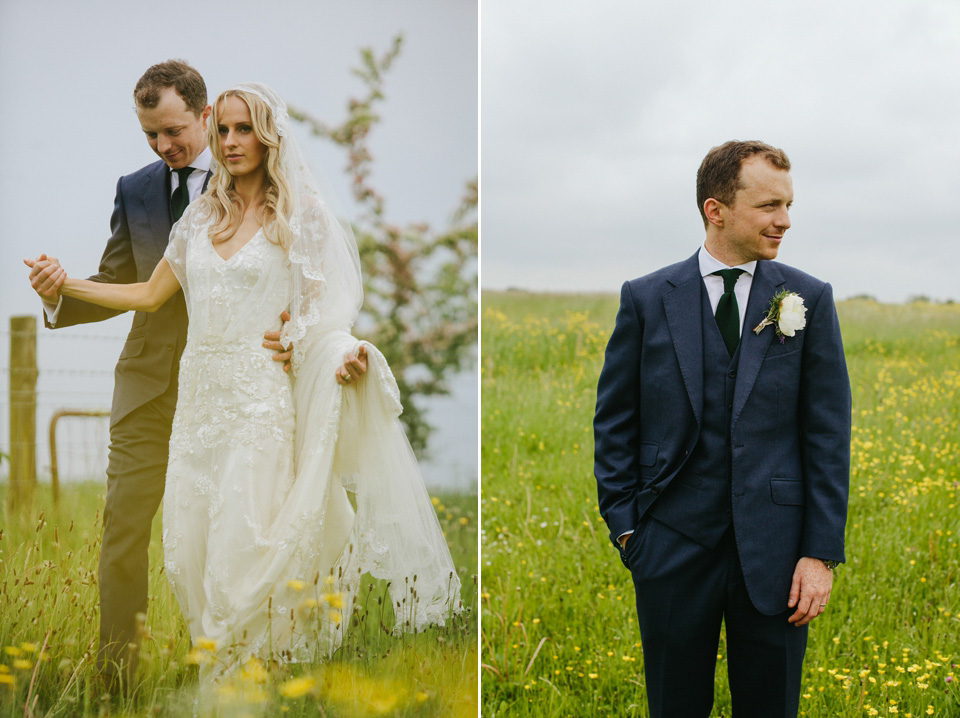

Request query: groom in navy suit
[
  {"left": 594, "top": 141, "right": 851, "bottom": 717},
  {"left": 25, "top": 60, "right": 298, "bottom": 691}
]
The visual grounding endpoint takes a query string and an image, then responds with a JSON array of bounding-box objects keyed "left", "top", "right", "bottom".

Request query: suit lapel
[
  {"left": 141, "top": 161, "right": 173, "bottom": 250},
  {"left": 663, "top": 253, "right": 704, "bottom": 427},
  {"left": 731, "top": 260, "right": 785, "bottom": 428}
]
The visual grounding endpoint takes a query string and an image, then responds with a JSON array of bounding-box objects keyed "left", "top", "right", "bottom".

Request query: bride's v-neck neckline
[{"left": 212, "top": 227, "right": 263, "bottom": 263}]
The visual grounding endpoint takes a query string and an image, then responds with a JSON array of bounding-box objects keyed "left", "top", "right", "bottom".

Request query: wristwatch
[{"left": 817, "top": 559, "right": 840, "bottom": 571}]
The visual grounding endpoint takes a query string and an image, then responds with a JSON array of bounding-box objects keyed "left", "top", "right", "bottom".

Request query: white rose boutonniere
[{"left": 753, "top": 289, "right": 807, "bottom": 343}]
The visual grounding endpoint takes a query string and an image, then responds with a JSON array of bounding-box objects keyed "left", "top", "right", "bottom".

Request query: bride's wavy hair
[{"left": 201, "top": 89, "right": 293, "bottom": 249}]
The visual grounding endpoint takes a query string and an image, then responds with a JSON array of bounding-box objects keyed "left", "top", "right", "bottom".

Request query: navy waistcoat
[{"left": 646, "top": 282, "right": 740, "bottom": 548}]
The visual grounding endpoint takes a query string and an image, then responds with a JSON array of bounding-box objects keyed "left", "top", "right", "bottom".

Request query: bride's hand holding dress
[{"left": 336, "top": 345, "right": 367, "bottom": 385}]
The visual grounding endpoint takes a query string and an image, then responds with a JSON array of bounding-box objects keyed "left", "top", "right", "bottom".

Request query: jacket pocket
[
  {"left": 118, "top": 336, "right": 145, "bottom": 361},
  {"left": 639, "top": 442, "right": 658, "bottom": 467},
  {"left": 770, "top": 478, "right": 804, "bottom": 506},
  {"left": 622, "top": 516, "right": 649, "bottom": 564}
]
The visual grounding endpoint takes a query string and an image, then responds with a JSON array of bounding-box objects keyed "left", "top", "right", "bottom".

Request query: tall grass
[
  {"left": 0, "top": 483, "right": 477, "bottom": 717},
  {"left": 480, "top": 291, "right": 959, "bottom": 717}
]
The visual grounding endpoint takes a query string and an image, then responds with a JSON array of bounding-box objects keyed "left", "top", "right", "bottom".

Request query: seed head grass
[{"left": 0, "top": 483, "right": 477, "bottom": 717}]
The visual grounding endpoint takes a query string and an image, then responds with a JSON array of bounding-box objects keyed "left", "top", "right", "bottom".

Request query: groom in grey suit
[
  {"left": 595, "top": 141, "right": 851, "bottom": 717},
  {"left": 26, "top": 60, "right": 294, "bottom": 691}
]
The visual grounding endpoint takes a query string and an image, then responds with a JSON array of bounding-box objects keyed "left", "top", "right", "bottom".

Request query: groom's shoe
[
  {"left": 96, "top": 643, "right": 139, "bottom": 699},
  {"left": 94, "top": 667, "right": 123, "bottom": 699}
]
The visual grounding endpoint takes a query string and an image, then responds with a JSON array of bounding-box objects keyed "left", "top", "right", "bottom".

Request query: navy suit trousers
[{"left": 625, "top": 518, "right": 807, "bottom": 718}]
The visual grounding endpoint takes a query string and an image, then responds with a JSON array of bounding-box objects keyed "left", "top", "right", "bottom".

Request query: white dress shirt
[
  {"left": 697, "top": 243, "right": 756, "bottom": 334},
  {"left": 618, "top": 244, "right": 758, "bottom": 548},
  {"left": 172, "top": 147, "right": 213, "bottom": 205},
  {"left": 44, "top": 148, "right": 213, "bottom": 325}
]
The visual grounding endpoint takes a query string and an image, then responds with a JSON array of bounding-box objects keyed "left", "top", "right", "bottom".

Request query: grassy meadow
[
  {"left": 0, "top": 483, "right": 477, "bottom": 717},
  {"left": 480, "top": 291, "right": 959, "bottom": 717}
]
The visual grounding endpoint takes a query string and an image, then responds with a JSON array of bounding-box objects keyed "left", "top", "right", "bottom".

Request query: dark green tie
[
  {"left": 171, "top": 167, "right": 194, "bottom": 221},
  {"left": 712, "top": 268, "right": 744, "bottom": 356}
]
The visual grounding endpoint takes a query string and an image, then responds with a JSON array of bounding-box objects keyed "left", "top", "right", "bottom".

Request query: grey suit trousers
[{"left": 97, "top": 373, "right": 178, "bottom": 688}]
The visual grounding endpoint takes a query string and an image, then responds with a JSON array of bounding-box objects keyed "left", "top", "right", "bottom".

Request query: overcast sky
[
  {"left": 0, "top": 0, "right": 477, "bottom": 489},
  {"left": 481, "top": 0, "right": 959, "bottom": 302}
]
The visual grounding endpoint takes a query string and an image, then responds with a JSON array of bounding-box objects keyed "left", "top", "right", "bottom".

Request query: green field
[
  {"left": 480, "top": 291, "right": 959, "bottom": 717},
  {"left": 0, "top": 483, "right": 477, "bottom": 717}
]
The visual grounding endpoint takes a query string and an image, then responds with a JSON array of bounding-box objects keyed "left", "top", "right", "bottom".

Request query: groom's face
[
  {"left": 136, "top": 86, "right": 210, "bottom": 170},
  {"left": 718, "top": 156, "right": 793, "bottom": 264}
]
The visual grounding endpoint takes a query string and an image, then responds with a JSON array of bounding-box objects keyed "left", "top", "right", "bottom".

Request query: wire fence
[
  {"left": 1, "top": 324, "right": 121, "bottom": 485},
  {"left": 2, "top": 319, "right": 478, "bottom": 492}
]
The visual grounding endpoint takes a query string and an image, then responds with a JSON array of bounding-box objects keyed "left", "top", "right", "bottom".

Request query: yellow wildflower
[
  {"left": 195, "top": 637, "right": 217, "bottom": 652},
  {"left": 184, "top": 649, "right": 212, "bottom": 665},
  {"left": 241, "top": 658, "right": 268, "bottom": 684},
  {"left": 323, "top": 592, "right": 344, "bottom": 609},
  {"left": 287, "top": 580, "right": 306, "bottom": 592},
  {"left": 279, "top": 676, "right": 316, "bottom": 699}
]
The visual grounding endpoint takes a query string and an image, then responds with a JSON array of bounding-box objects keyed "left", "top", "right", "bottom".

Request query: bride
[{"left": 28, "top": 83, "right": 460, "bottom": 673}]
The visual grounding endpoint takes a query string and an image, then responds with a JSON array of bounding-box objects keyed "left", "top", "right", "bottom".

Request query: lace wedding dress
[{"left": 161, "top": 199, "right": 460, "bottom": 672}]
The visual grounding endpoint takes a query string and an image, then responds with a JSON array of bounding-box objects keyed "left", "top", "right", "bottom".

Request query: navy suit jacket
[
  {"left": 49, "top": 160, "right": 203, "bottom": 427},
  {"left": 594, "top": 251, "right": 851, "bottom": 615}
]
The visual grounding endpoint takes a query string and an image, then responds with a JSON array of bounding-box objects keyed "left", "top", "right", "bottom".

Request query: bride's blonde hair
[{"left": 201, "top": 88, "right": 293, "bottom": 249}]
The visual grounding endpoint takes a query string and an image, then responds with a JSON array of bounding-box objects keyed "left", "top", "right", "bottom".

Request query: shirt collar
[
  {"left": 172, "top": 146, "right": 213, "bottom": 176},
  {"left": 189, "top": 147, "right": 212, "bottom": 173},
  {"left": 699, "top": 243, "right": 757, "bottom": 278}
]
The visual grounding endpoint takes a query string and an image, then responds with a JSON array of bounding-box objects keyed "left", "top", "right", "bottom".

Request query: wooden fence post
[{"left": 8, "top": 316, "right": 38, "bottom": 513}]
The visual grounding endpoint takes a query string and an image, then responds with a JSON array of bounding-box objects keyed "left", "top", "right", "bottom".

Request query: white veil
[
  {"left": 228, "top": 84, "right": 462, "bottom": 639},
  {"left": 229, "top": 83, "right": 363, "bottom": 366}
]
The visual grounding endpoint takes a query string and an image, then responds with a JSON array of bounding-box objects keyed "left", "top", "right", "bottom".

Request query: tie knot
[
  {"left": 712, "top": 268, "right": 744, "bottom": 293},
  {"left": 174, "top": 167, "right": 194, "bottom": 185}
]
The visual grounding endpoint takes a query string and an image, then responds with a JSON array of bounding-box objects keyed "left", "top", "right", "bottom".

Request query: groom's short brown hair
[
  {"left": 696, "top": 140, "right": 791, "bottom": 227},
  {"left": 134, "top": 60, "right": 207, "bottom": 116}
]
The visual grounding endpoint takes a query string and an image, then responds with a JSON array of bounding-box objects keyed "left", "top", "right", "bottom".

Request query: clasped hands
[
  {"left": 24, "top": 254, "right": 365, "bottom": 384},
  {"left": 24, "top": 253, "right": 64, "bottom": 302}
]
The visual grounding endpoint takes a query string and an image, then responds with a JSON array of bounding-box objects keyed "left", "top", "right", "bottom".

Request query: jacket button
[
  {"left": 651, "top": 486, "right": 660, "bottom": 495},
  {"left": 728, "top": 370, "right": 737, "bottom": 378},
  {"left": 166, "top": 343, "right": 174, "bottom": 351}
]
